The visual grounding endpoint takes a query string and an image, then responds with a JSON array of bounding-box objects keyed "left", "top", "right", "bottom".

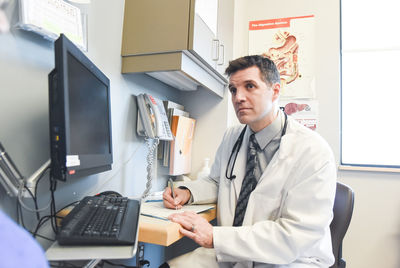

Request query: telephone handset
[
  {"left": 137, "top": 93, "right": 173, "bottom": 141},
  {"left": 136, "top": 93, "right": 173, "bottom": 198}
]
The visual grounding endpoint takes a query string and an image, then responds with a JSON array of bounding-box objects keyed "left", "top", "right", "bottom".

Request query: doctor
[{"left": 162, "top": 55, "right": 336, "bottom": 268}]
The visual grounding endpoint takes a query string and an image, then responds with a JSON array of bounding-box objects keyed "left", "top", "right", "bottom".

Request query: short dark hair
[{"left": 225, "top": 55, "right": 280, "bottom": 85}]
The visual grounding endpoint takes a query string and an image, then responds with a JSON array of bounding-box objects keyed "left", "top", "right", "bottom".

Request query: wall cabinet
[{"left": 121, "top": 0, "right": 227, "bottom": 97}]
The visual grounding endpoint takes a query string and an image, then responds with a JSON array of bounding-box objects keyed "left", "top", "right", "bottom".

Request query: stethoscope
[{"left": 225, "top": 112, "right": 288, "bottom": 180}]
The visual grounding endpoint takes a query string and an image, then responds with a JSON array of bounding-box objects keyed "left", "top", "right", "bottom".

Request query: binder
[{"left": 169, "top": 115, "right": 196, "bottom": 175}]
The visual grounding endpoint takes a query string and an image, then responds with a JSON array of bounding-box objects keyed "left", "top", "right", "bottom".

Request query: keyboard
[{"left": 57, "top": 195, "right": 141, "bottom": 246}]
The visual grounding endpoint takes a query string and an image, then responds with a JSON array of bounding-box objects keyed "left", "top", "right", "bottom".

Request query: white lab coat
[{"left": 174, "top": 116, "right": 336, "bottom": 268}]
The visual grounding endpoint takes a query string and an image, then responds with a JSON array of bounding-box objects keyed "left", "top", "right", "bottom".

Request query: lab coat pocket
[{"left": 248, "top": 192, "right": 281, "bottom": 223}]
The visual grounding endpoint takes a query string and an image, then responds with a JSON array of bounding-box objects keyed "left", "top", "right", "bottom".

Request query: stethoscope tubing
[{"left": 225, "top": 112, "right": 288, "bottom": 181}]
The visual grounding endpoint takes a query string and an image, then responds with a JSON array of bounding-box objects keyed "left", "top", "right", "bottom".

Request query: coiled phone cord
[{"left": 142, "top": 137, "right": 159, "bottom": 199}]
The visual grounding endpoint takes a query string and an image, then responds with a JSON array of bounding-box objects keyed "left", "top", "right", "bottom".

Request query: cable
[
  {"left": 49, "top": 177, "right": 58, "bottom": 234},
  {"left": 141, "top": 137, "right": 159, "bottom": 199},
  {"left": 16, "top": 197, "right": 26, "bottom": 228},
  {"left": 50, "top": 191, "right": 58, "bottom": 233},
  {"left": 23, "top": 185, "right": 40, "bottom": 220},
  {"left": 32, "top": 215, "right": 51, "bottom": 238},
  {"left": 29, "top": 232, "right": 55, "bottom": 242},
  {"left": 34, "top": 166, "right": 50, "bottom": 201},
  {"left": 17, "top": 182, "right": 51, "bottom": 213},
  {"left": 32, "top": 200, "right": 79, "bottom": 239}
]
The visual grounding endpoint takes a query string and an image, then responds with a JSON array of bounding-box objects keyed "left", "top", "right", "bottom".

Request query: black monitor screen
[
  {"left": 49, "top": 34, "right": 112, "bottom": 181},
  {"left": 67, "top": 52, "right": 110, "bottom": 155}
]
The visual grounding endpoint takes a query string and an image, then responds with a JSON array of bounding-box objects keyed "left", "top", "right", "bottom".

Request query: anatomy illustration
[
  {"left": 263, "top": 31, "right": 299, "bottom": 86},
  {"left": 284, "top": 102, "right": 310, "bottom": 115}
]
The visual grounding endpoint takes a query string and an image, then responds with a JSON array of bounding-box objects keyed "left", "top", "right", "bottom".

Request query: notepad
[{"left": 141, "top": 201, "right": 214, "bottom": 221}]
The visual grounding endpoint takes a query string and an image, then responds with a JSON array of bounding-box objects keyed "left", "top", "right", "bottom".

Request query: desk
[
  {"left": 46, "top": 204, "right": 216, "bottom": 262},
  {"left": 138, "top": 205, "right": 216, "bottom": 246}
]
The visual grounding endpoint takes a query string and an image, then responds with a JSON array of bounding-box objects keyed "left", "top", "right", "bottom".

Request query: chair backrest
[{"left": 330, "top": 182, "right": 354, "bottom": 268}]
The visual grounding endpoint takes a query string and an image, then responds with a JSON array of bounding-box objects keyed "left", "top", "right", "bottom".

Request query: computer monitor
[{"left": 48, "top": 34, "right": 112, "bottom": 181}]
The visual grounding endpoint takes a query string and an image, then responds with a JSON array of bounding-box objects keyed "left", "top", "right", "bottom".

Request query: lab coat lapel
[{"left": 257, "top": 124, "right": 296, "bottom": 184}]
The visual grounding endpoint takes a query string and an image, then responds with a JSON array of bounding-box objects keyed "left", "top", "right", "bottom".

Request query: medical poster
[
  {"left": 249, "top": 15, "right": 316, "bottom": 99},
  {"left": 280, "top": 100, "right": 318, "bottom": 131}
]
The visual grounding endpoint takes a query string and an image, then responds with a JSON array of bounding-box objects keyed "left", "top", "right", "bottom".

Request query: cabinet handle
[
  {"left": 217, "top": 44, "right": 225, "bottom": 66},
  {"left": 212, "top": 39, "right": 220, "bottom": 61}
]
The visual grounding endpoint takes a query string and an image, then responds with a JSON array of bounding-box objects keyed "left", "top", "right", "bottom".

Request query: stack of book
[{"left": 159, "top": 101, "right": 196, "bottom": 176}]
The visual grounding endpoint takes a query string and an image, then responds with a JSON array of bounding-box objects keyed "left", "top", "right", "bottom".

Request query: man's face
[{"left": 228, "top": 66, "right": 280, "bottom": 132}]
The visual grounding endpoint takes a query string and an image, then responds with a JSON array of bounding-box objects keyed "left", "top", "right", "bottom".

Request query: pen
[{"left": 168, "top": 178, "right": 177, "bottom": 210}]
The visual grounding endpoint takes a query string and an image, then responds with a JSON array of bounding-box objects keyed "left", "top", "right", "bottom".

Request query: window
[{"left": 341, "top": 0, "right": 400, "bottom": 169}]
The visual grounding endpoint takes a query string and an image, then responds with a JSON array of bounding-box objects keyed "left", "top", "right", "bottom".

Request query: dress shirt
[{"left": 251, "top": 110, "right": 284, "bottom": 181}]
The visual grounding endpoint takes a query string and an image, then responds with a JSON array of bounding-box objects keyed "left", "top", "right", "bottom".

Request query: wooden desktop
[{"left": 139, "top": 205, "right": 216, "bottom": 246}]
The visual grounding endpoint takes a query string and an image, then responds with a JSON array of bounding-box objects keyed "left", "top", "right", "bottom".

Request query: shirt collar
[{"left": 252, "top": 110, "right": 283, "bottom": 150}]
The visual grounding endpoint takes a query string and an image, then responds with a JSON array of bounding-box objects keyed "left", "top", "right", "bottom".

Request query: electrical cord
[
  {"left": 16, "top": 197, "right": 26, "bottom": 229},
  {"left": 49, "top": 177, "right": 58, "bottom": 234},
  {"left": 32, "top": 200, "right": 79, "bottom": 239},
  {"left": 17, "top": 183, "right": 51, "bottom": 213},
  {"left": 141, "top": 137, "right": 159, "bottom": 199},
  {"left": 24, "top": 185, "right": 40, "bottom": 220},
  {"left": 16, "top": 168, "right": 51, "bottom": 214},
  {"left": 29, "top": 232, "right": 54, "bottom": 242},
  {"left": 34, "top": 166, "right": 50, "bottom": 201},
  {"left": 32, "top": 215, "right": 51, "bottom": 238}
]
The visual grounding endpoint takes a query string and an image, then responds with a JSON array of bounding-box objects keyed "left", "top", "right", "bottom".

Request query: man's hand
[
  {"left": 163, "top": 187, "right": 191, "bottom": 209},
  {"left": 168, "top": 211, "right": 213, "bottom": 248}
]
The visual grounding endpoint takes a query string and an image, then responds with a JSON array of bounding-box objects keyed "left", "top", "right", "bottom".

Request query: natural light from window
[{"left": 341, "top": 0, "right": 400, "bottom": 168}]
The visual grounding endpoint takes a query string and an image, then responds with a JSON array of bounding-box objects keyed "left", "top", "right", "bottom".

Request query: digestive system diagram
[{"left": 263, "top": 31, "right": 299, "bottom": 87}]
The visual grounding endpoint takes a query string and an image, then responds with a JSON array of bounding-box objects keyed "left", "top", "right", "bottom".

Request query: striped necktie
[{"left": 233, "top": 133, "right": 259, "bottom": 226}]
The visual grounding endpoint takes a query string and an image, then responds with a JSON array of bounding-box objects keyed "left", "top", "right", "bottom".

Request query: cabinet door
[
  {"left": 195, "top": 0, "right": 218, "bottom": 36},
  {"left": 122, "top": 0, "right": 191, "bottom": 55},
  {"left": 215, "top": 0, "right": 233, "bottom": 75},
  {"left": 192, "top": 0, "right": 219, "bottom": 68}
]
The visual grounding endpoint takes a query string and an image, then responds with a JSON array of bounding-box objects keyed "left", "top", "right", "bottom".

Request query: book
[
  {"left": 162, "top": 108, "right": 190, "bottom": 166},
  {"left": 141, "top": 201, "right": 214, "bottom": 221},
  {"left": 169, "top": 115, "right": 196, "bottom": 175},
  {"left": 159, "top": 100, "right": 188, "bottom": 165},
  {"left": 163, "top": 100, "right": 185, "bottom": 111}
]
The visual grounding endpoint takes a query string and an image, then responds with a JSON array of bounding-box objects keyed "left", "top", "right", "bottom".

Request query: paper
[
  {"left": 19, "top": 0, "right": 85, "bottom": 50},
  {"left": 141, "top": 201, "right": 214, "bottom": 220},
  {"left": 66, "top": 155, "right": 80, "bottom": 167}
]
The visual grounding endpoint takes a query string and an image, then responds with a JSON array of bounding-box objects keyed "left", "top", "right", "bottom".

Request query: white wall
[{"left": 233, "top": 0, "right": 400, "bottom": 267}]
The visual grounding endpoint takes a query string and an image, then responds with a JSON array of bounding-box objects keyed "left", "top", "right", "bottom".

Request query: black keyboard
[{"left": 57, "top": 196, "right": 140, "bottom": 246}]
